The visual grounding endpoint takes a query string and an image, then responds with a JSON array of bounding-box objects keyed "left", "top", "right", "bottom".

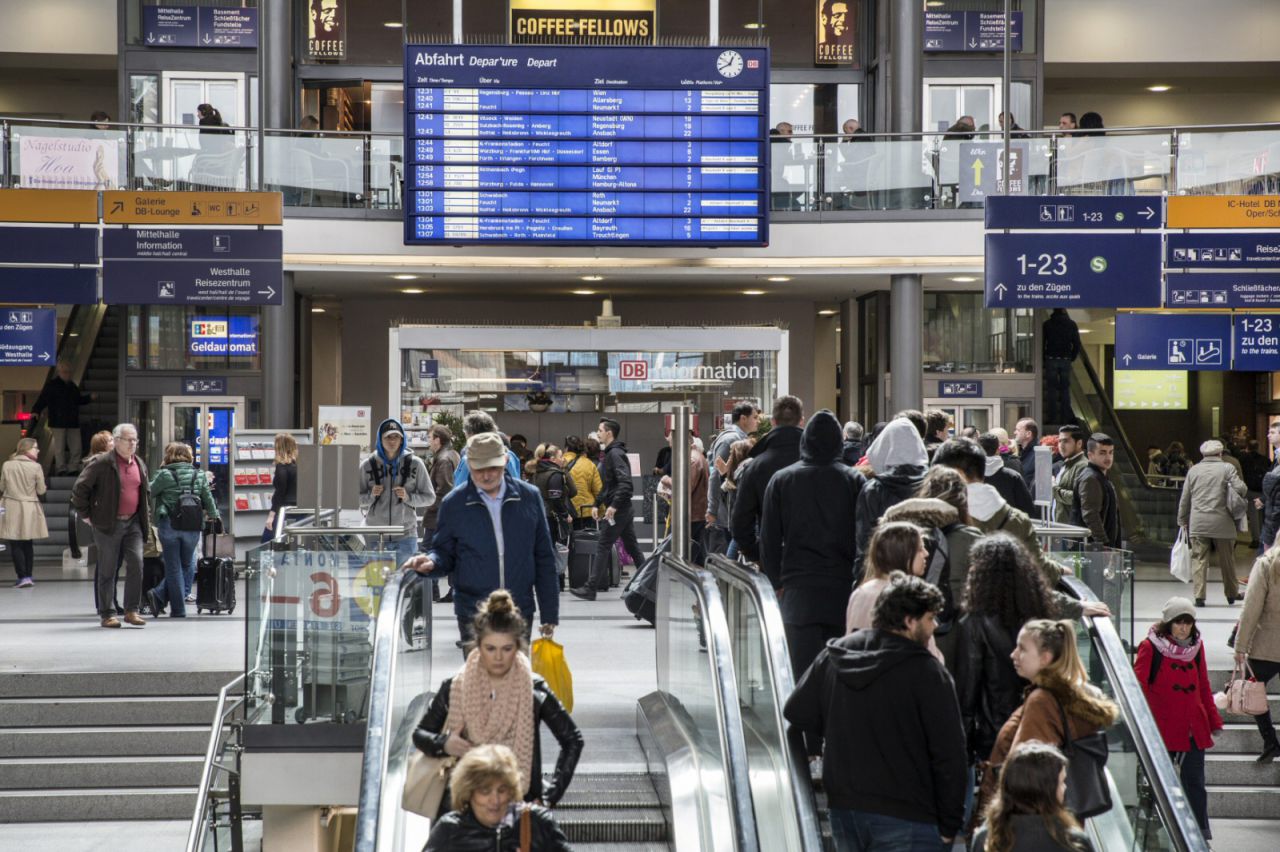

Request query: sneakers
[
  {"left": 184, "top": 594, "right": 196, "bottom": 603},
  {"left": 15, "top": 577, "right": 33, "bottom": 588},
  {"left": 100, "top": 616, "right": 121, "bottom": 628},
  {"left": 122, "top": 611, "right": 146, "bottom": 627},
  {"left": 146, "top": 589, "right": 163, "bottom": 619},
  {"left": 568, "top": 585, "right": 597, "bottom": 601}
]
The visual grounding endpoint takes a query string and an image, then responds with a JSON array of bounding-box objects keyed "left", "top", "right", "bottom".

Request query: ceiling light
[
  {"left": 400, "top": 288, "right": 425, "bottom": 294},
  {"left": 950, "top": 275, "right": 978, "bottom": 283},
  {"left": 742, "top": 22, "right": 765, "bottom": 30},
  {"left": 743, "top": 289, "right": 766, "bottom": 296},
  {"left": 384, "top": 21, "right": 403, "bottom": 28},
  {"left": 393, "top": 274, "right": 419, "bottom": 280},
  {"left": 1147, "top": 85, "right": 1171, "bottom": 93},
  {"left": 572, "top": 289, "right": 597, "bottom": 296},
  {"left": 818, "top": 309, "right": 837, "bottom": 316},
  {"left": 580, "top": 275, "right": 604, "bottom": 282},
  {"left": 311, "top": 307, "right": 326, "bottom": 313},
  {"left": 1078, "top": 329, "right": 1092, "bottom": 334},
  {"left": 766, "top": 276, "right": 791, "bottom": 282},
  {"left": 926, "top": 1, "right": 946, "bottom": 7}
]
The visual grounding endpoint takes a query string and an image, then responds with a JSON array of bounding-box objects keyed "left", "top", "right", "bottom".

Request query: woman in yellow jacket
[{"left": 562, "top": 435, "right": 602, "bottom": 530}]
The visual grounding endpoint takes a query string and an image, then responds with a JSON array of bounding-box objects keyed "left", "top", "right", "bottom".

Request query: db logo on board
[{"left": 619, "top": 360, "right": 648, "bottom": 381}]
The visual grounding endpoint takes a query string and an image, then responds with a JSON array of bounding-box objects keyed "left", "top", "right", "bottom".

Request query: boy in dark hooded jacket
[{"left": 359, "top": 418, "right": 435, "bottom": 565}]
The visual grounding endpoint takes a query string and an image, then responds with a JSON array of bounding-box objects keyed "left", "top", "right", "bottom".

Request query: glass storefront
[
  {"left": 922, "top": 293, "right": 1034, "bottom": 373},
  {"left": 126, "top": 305, "right": 264, "bottom": 371}
]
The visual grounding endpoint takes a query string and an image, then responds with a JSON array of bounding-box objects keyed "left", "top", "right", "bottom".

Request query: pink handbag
[{"left": 1227, "top": 660, "right": 1270, "bottom": 716}]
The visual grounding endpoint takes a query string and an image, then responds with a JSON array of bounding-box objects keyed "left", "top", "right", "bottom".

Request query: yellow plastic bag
[{"left": 530, "top": 637, "right": 574, "bottom": 714}]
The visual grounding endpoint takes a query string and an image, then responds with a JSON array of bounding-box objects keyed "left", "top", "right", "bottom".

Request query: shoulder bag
[
  {"left": 401, "top": 748, "right": 457, "bottom": 819},
  {"left": 1052, "top": 693, "right": 1113, "bottom": 819},
  {"left": 1226, "top": 471, "right": 1249, "bottom": 531},
  {"left": 1227, "top": 659, "right": 1270, "bottom": 716},
  {"left": 520, "top": 804, "right": 532, "bottom": 852}
]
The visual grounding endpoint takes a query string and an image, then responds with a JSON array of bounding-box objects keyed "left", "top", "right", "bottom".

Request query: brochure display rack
[{"left": 229, "top": 428, "right": 312, "bottom": 541}]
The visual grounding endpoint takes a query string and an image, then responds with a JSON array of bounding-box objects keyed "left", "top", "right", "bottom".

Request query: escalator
[{"left": 1069, "top": 346, "right": 1184, "bottom": 557}]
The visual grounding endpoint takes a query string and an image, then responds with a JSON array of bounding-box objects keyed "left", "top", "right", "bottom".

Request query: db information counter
[{"left": 388, "top": 324, "right": 787, "bottom": 540}]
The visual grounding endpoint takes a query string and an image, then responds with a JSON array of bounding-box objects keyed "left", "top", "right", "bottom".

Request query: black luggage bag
[
  {"left": 623, "top": 535, "right": 668, "bottom": 626},
  {"left": 569, "top": 525, "right": 621, "bottom": 589},
  {"left": 140, "top": 557, "right": 166, "bottom": 614},
  {"left": 196, "top": 525, "right": 236, "bottom": 615}
]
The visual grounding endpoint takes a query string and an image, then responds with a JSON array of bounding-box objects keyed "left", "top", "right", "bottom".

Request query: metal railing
[
  {"left": 8, "top": 116, "right": 1280, "bottom": 214},
  {"left": 186, "top": 671, "right": 255, "bottom": 852}
]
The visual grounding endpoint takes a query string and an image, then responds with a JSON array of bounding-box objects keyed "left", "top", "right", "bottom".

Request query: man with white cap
[
  {"left": 405, "top": 432, "right": 559, "bottom": 646},
  {"left": 1179, "top": 439, "right": 1247, "bottom": 606}
]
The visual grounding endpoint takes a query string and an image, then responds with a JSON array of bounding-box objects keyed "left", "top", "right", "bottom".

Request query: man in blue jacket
[{"left": 405, "top": 432, "right": 558, "bottom": 646}]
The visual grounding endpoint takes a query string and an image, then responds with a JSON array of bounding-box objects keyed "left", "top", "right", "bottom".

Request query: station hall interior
[{"left": 4, "top": 1, "right": 1280, "bottom": 851}]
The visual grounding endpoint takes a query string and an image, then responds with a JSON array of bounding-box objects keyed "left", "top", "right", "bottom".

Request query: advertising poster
[
  {"left": 307, "top": 0, "right": 344, "bottom": 60},
  {"left": 317, "top": 405, "right": 371, "bottom": 452},
  {"left": 19, "top": 136, "right": 121, "bottom": 190},
  {"left": 816, "top": 0, "right": 856, "bottom": 65}
]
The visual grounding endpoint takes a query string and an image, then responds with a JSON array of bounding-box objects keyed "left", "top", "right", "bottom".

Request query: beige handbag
[
  {"left": 401, "top": 749, "right": 456, "bottom": 818},
  {"left": 1227, "top": 660, "right": 1270, "bottom": 716}
]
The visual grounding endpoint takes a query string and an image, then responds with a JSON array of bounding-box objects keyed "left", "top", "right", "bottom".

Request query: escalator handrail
[
  {"left": 661, "top": 555, "right": 762, "bottom": 852},
  {"left": 704, "top": 554, "right": 826, "bottom": 852},
  {"left": 354, "top": 566, "right": 413, "bottom": 852},
  {"left": 1057, "top": 575, "right": 1210, "bottom": 852}
]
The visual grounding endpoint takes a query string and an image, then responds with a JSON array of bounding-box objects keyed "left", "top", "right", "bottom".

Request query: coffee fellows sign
[
  {"left": 510, "top": 0, "right": 657, "bottom": 45},
  {"left": 308, "top": 0, "right": 345, "bottom": 60},
  {"left": 816, "top": 0, "right": 855, "bottom": 65}
]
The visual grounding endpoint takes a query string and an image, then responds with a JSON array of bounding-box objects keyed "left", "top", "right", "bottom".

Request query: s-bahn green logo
[{"left": 1090, "top": 256, "right": 1108, "bottom": 273}]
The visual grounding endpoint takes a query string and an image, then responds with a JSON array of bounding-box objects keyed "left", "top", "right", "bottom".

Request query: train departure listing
[{"left": 403, "top": 45, "right": 769, "bottom": 247}]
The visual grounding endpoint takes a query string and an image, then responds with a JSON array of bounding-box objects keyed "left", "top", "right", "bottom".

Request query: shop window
[
  {"left": 922, "top": 293, "right": 1032, "bottom": 373},
  {"left": 129, "top": 75, "right": 160, "bottom": 125},
  {"left": 126, "top": 305, "right": 263, "bottom": 371}
]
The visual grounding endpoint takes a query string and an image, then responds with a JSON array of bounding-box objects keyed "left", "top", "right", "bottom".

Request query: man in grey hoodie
[{"left": 360, "top": 418, "right": 435, "bottom": 566}]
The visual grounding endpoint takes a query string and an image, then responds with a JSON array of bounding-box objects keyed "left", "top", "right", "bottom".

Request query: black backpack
[{"left": 171, "top": 469, "right": 205, "bottom": 532}]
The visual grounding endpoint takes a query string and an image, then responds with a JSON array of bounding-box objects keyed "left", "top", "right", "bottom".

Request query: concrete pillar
[
  {"left": 263, "top": 0, "right": 292, "bottom": 130},
  {"left": 888, "top": 0, "right": 922, "bottom": 133},
  {"left": 263, "top": 272, "right": 296, "bottom": 428},
  {"left": 813, "top": 314, "right": 838, "bottom": 414},
  {"left": 889, "top": 274, "right": 923, "bottom": 414},
  {"left": 839, "top": 298, "right": 859, "bottom": 423}
]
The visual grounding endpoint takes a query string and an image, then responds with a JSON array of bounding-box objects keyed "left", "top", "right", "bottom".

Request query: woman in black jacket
[
  {"left": 413, "top": 591, "right": 582, "bottom": 807},
  {"left": 425, "top": 743, "right": 570, "bottom": 852},
  {"left": 262, "top": 433, "right": 298, "bottom": 543}
]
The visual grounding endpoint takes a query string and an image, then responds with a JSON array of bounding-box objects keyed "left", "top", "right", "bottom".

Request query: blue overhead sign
[
  {"left": 0, "top": 309, "right": 55, "bottom": 366},
  {"left": 0, "top": 267, "right": 98, "bottom": 304},
  {"left": 143, "top": 6, "right": 257, "bottom": 48},
  {"left": 1166, "top": 232, "right": 1280, "bottom": 268},
  {"left": 104, "top": 228, "right": 281, "bottom": 261},
  {"left": 985, "top": 196, "right": 1163, "bottom": 231},
  {"left": 938, "top": 380, "right": 983, "bottom": 398},
  {"left": 403, "top": 45, "right": 769, "bottom": 247},
  {"left": 1166, "top": 272, "right": 1280, "bottom": 309},
  {"left": 0, "top": 226, "right": 98, "bottom": 264},
  {"left": 1233, "top": 314, "right": 1280, "bottom": 371},
  {"left": 1115, "top": 313, "right": 1231, "bottom": 371},
  {"left": 183, "top": 377, "right": 228, "bottom": 395},
  {"left": 103, "top": 227, "right": 283, "bottom": 305},
  {"left": 923, "top": 11, "right": 1023, "bottom": 52},
  {"left": 984, "top": 232, "right": 1163, "bottom": 308},
  {"left": 189, "top": 316, "right": 258, "bottom": 357}
]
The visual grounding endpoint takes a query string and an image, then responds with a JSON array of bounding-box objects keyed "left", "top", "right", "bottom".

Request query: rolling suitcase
[
  {"left": 569, "top": 525, "right": 620, "bottom": 589},
  {"left": 623, "top": 535, "right": 669, "bottom": 626},
  {"left": 140, "top": 556, "right": 166, "bottom": 614},
  {"left": 196, "top": 525, "right": 236, "bottom": 615}
]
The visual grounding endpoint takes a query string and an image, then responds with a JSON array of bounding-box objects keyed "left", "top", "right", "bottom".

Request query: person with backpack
[
  {"left": 531, "top": 443, "right": 577, "bottom": 558},
  {"left": 360, "top": 419, "right": 435, "bottom": 567},
  {"left": 853, "top": 417, "right": 929, "bottom": 581},
  {"left": 1134, "top": 597, "right": 1221, "bottom": 840},
  {"left": 144, "top": 442, "right": 218, "bottom": 619}
]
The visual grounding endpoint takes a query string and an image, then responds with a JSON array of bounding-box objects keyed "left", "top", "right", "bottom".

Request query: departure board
[{"left": 403, "top": 45, "right": 769, "bottom": 246}]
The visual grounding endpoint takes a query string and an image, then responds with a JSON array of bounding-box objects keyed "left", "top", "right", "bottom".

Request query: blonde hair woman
[
  {"left": 425, "top": 744, "right": 570, "bottom": 851},
  {"left": 0, "top": 438, "right": 48, "bottom": 588},
  {"left": 262, "top": 433, "right": 298, "bottom": 543}
]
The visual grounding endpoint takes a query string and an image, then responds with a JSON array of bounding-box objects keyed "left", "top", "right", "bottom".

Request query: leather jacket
[
  {"left": 424, "top": 804, "right": 571, "bottom": 852},
  {"left": 954, "top": 612, "right": 1027, "bottom": 761},
  {"left": 412, "top": 675, "right": 583, "bottom": 806}
]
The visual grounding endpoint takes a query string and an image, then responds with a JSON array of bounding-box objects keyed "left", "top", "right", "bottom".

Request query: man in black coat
[
  {"left": 730, "top": 395, "right": 805, "bottom": 563},
  {"left": 1014, "top": 417, "right": 1039, "bottom": 492},
  {"left": 569, "top": 418, "right": 645, "bottom": 600},
  {"left": 784, "top": 573, "right": 967, "bottom": 847},
  {"left": 978, "top": 432, "right": 1035, "bottom": 516},
  {"left": 759, "top": 410, "right": 866, "bottom": 687},
  {"left": 31, "top": 360, "right": 93, "bottom": 475}
]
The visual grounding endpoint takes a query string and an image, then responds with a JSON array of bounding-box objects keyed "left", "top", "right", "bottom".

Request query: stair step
[
  {"left": 0, "top": 726, "right": 210, "bottom": 758},
  {"left": 555, "top": 807, "right": 669, "bottom": 843},
  {"left": 1207, "top": 724, "right": 1276, "bottom": 754},
  {"left": 0, "top": 696, "right": 218, "bottom": 728},
  {"left": 0, "top": 669, "right": 240, "bottom": 698},
  {"left": 0, "top": 787, "right": 196, "bottom": 822},
  {"left": 1207, "top": 784, "right": 1280, "bottom": 819},
  {"left": 1205, "top": 753, "right": 1280, "bottom": 785},
  {"left": 0, "top": 755, "right": 204, "bottom": 790}
]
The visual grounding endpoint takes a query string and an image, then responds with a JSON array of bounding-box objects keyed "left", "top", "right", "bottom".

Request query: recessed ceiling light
[
  {"left": 766, "top": 276, "right": 791, "bottom": 282},
  {"left": 743, "top": 289, "right": 766, "bottom": 296},
  {"left": 400, "top": 288, "right": 426, "bottom": 294},
  {"left": 1078, "top": 329, "right": 1092, "bottom": 334},
  {"left": 818, "top": 309, "right": 837, "bottom": 316},
  {"left": 580, "top": 275, "right": 604, "bottom": 282},
  {"left": 950, "top": 276, "right": 978, "bottom": 283},
  {"left": 926, "top": 1, "right": 946, "bottom": 7},
  {"left": 742, "top": 22, "right": 765, "bottom": 30},
  {"left": 311, "top": 307, "right": 326, "bottom": 313},
  {"left": 384, "top": 21, "right": 403, "bottom": 28},
  {"left": 393, "top": 274, "right": 418, "bottom": 280},
  {"left": 572, "top": 289, "right": 597, "bottom": 295},
  {"left": 1147, "top": 85, "right": 1171, "bottom": 93}
]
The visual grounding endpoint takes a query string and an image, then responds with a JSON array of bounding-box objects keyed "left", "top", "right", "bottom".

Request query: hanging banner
[
  {"left": 307, "top": 0, "right": 345, "bottom": 60},
  {"left": 18, "top": 136, "right": 121, "bottom": 190},
  {"left": 816, "top": 0, "right": 856, "bottom": 65},
  {"left": 510, "top": 0, "right": 656, "bottom": 45}
]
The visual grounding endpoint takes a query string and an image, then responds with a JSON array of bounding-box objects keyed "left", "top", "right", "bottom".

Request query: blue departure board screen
[{"left": 403, "top": 45, "right": 769, "bottom": 246}]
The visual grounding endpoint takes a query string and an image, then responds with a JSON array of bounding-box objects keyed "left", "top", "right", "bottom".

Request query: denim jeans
[
  {"left": 391, "top": 535, "right": 419, "bottom": 567},
  {"left": 829, "top": 809, "right": 948, "bottom": 852},
  {"left": 1172, "top": 737, "right": 1210, "bottom": 839},
  {"left": 154, "top": 517, "right": 199, "bottom": 617}
]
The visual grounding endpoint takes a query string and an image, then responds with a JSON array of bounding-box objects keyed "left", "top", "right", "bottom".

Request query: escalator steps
[{"left": 555, "top": 773, "right": 668, "bottom": 843}]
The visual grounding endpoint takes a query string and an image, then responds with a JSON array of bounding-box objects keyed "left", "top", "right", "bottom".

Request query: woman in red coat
[{"left": 1134, "top": 596, "right": 1222, "bottom": 840}]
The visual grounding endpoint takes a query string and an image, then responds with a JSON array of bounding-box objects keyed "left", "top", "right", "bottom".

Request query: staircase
[
  {"left": 0, "top": 669, "right": 236, "bottom": 823},
  {"left": 33, "top": 474, "right": 77, "bottom": 564},
  {"left": 1206, "top": 669, "right": 1280, "bottom": 822},
  {"left": 553, "top": 768, "right": 668, "bottom": 850},
  {"left": 80, "top": 305, "right": 121, "bottom": 438}
]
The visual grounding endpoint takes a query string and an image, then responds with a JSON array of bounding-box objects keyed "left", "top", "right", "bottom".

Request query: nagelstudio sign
[{"left": 510, "top": 0, "right": 656, "bottom": 45}]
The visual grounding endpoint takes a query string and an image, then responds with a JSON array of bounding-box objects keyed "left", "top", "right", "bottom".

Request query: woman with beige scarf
[{"left": 413, "top": 590, "right": 582, "bottom": 806}]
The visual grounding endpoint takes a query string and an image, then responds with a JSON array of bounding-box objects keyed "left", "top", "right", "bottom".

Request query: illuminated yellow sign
[
  {"left": 510, "top": 0, "right": 656, "bottom": 44},
  {"left": 1114, "top": 369, "right": 1188, "bottom": 410}
]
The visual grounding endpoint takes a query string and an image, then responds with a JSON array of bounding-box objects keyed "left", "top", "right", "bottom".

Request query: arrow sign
[
  {"left": 38, "top": 351, "right": 50, "bottom": 362},
  {"left": 146, "top": 33, "right": 155, "bottom": 43},
  {"left": 1115, "top": 312, "right": 1231, "bottom": 371},
  {"left": 971, "top": 158, "right": 984, "bottom": 186},
  {"left": 203, "top": 33, "right": 211, "bottom": 44},
  {"left": 1139, "top": 206, "right": 1155, "bottom": 220},
  {"left": 993, "top": 283, "right": 1007, "bottom": 300},
  {"left": 1123, "top": 354, "right": 1132, "bottom": 365},
  {"left": 110, "top": 200, "right": 124, "bottom": 214},
  {"left": 985, "top": 196, "right": 1165, "bottom": 230},
  {"left": 0, "top": 308, "right": 56, "bottom": 366},
  {"left": 969, "top": 38, "right": 977, "bottom": 48},
  {"left": 257, "top": 285, "right": 276, "bottom": 299}
]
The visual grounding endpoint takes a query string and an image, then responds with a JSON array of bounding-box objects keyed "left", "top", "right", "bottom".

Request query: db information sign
[{"left": 619, "top": 360, "right": 649, "bottom": 381}]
